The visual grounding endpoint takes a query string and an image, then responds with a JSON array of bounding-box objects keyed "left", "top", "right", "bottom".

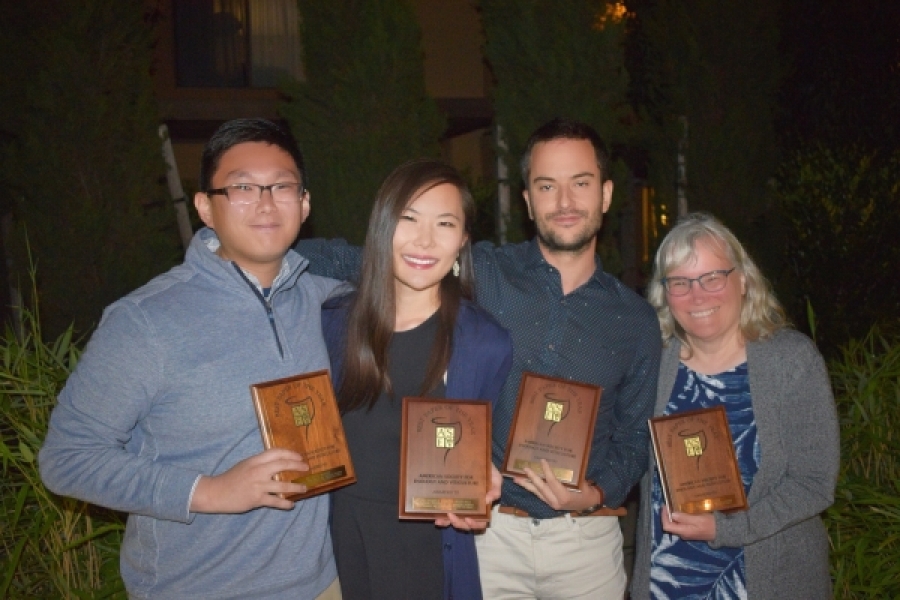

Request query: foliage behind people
[
  {"left": 480, "top": 0, "right": 632, "bottom": 270},
  {"left": 774, "top": 144, "right": 900, "bottom": 355},
  {"left": 0, "top": 1, "right": 181, "bottom": 338},
  {"left": 625, "top": 0, "right": 782, "bottom": 256},
  {"left": 281, "top": 0, "right": 445, "bottom": 244},
  {"left": 0, "top": 289, "right": 125, "bottom": 597},
  {"left": 825, "top": 325, "right": 900, "bottom": 597}
]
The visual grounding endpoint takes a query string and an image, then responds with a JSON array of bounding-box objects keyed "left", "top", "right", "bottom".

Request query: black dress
[{"left": 331, "top": 312, "right": 445, "bottom": 600}]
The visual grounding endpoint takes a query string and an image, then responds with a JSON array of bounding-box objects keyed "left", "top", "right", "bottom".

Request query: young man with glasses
[
  {"left": 40, "top": 118, "right": 342, "bottom": 599},
  {"left": 295, "top": 118, "right": 662, "bottom": 598}
]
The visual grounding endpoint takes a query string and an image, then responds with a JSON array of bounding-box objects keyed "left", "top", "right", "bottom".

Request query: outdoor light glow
[{"left": 594, "top": 2, "right": 629, "bottom": 30}]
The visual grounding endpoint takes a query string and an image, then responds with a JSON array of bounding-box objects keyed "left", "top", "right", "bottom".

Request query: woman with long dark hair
[{"left": 321, "top": 159, "right": 512, "bottom": 600}]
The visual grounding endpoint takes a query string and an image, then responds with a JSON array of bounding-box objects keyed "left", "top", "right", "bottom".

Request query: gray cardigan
[{"left": 631, "top": 329, "right": 839, "bottom": 599}]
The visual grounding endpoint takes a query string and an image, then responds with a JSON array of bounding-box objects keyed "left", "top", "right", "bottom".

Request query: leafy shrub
[
  {"left": 480, "top": 0, "right": 632, "bottom": 250},
  {"left": 281, "top": 0, "right": 445, "bottom": 244},
  {"left": 775, "top": 145, "right": 900, "bottom": 355},
  {"left": 0, "top": 285, "right": 124, "bottom": 598},
  {"left": 825, "top": 326, "right": 900, "bottom": 598},
  {"left": 0, "top": 0, "right": 180, "bottom": 339}
]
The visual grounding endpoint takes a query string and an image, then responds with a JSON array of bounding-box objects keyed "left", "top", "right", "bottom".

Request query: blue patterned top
[{"left": 649, "top": 362, "right": 760, "bottom": 599}]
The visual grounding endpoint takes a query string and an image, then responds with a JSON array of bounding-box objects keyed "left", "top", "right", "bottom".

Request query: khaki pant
[
  {"left": 475, "top": 505, "right": 626, "bottom": 599},
  {"left": 315, "top": 578, "right": 342, "bottom": 600}
]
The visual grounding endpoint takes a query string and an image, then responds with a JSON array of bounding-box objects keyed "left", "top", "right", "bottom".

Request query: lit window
[{"left": 174, "top": 0, "right": 304, "bottom": 88}]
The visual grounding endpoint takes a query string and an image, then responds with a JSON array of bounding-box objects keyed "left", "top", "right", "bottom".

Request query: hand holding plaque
[
  {"left": 251, "top": 370, "right": 356, "bottom": 500},
  {"left": 500, "top": 372, "right": 602, "bottom": 489},
  {"left": 649, "top": 405, "right": 747, "bottom": 514},
  {"left": 399, "top": 398, "right": 492, "bottom": 521}
]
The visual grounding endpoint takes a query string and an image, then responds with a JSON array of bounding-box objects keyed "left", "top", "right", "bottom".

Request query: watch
[{"left": 574, "top": 482, "right": 604, "bottom": 516}]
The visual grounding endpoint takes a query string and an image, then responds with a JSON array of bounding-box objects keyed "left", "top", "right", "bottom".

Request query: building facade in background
[{"left": 153, "top": 0, "right": 492, "bottom": 189}]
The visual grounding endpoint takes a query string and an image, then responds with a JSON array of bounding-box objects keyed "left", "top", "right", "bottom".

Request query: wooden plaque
[
  {"left": 500, "top": 372, "right": 602, "bottom": 489},
  {"left": 250, "top": 370, "right": 356, "bottom": 500},
  {"left": 649, "top": 405, "right": 748, "bottom": 514},
  {"left": 399, "top": 398, "right": 492, "bottom": 521}
]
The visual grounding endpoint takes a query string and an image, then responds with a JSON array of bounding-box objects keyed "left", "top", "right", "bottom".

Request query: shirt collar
[
  {"left": 201, "top": 230, "right": 295, "bottom": 293},
  {"left": 524, "top": 237, "right": 613, "bottom": 290}
]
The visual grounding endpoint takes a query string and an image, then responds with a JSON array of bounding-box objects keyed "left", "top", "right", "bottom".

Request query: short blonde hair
[{"left": 646, "top": 212, "right": 789, "bottom": 348}]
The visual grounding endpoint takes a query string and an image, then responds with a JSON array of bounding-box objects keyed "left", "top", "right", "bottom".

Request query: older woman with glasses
[{"left": 630, "top": 213, "right": 839, "bottom": 599}]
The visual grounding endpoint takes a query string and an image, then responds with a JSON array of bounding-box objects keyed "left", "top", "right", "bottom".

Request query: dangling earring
[{"left": 452, "top": 259, "right": 460, "bottom": 278}]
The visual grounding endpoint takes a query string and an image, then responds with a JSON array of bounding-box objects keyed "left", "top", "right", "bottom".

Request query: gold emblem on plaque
[
  {"left": 432, "top": 419, "right": 461, "bottom": 464},
  {"left": 436, "top": 427, "right": 455, "bottom": 448},
  {"left": 285, "top": 395, "right": 316, "bottom": 441},
  {"left": 544, "top": 401, "right": 564, "bottom": 422},
  {"left": 542, "top": 396, "right": 571, "bottom": 435},
  {"left": 292, "top": 403, "right": 313, "bottom": 427},
  {"left": 683, "top": 436, "right": 703, "bottom": 457},
  {"left": 678, "top": 428, "right": 707, "bottom": 468}
]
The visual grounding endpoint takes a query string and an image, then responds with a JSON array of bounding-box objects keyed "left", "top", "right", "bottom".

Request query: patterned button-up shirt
[{"left": 470, "top": 240, "right": 660, "bottom": 518}]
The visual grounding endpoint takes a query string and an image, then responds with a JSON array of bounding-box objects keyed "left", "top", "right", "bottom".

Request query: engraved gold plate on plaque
[
  {"left": 649, "top": 405, "right": 748, "bottom": 514},
  {"left": 251, "top": 371, "right": 356, "bottom": 500},
  {"left": 500, "top": 372, "right": 601, "bottom": 489},
  {"left": 511, "top": 459, "right": 574, "bottom": 483},
  {"left": 399, "top": 398, "right": 492, "bottom": 521}
]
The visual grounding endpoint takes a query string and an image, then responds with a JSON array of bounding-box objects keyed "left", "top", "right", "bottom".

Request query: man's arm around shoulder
[{"left": 294, "top": 238, "right": 362, "bottom": 282}]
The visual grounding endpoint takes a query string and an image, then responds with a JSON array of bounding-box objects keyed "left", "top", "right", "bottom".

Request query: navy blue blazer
[{"left": 322, "top": 296, "right": 513, "bottom": 600}]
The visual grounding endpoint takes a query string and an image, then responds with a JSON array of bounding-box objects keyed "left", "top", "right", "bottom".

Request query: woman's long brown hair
[{"left": 338, "top": 159, "right": 476, "bottom": 412}]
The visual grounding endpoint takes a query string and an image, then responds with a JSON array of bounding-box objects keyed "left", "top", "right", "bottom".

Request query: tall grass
[
  {"left": 825, "top": 325, "right": 900, "bottom": 598},
  {"left": 0, "top": 284, "right": 124, "bottom": 597}
]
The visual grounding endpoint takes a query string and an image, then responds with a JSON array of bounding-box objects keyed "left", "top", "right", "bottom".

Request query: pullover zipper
[{"left": 233, "top": 264, "right": 284, "bottom": 358}]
